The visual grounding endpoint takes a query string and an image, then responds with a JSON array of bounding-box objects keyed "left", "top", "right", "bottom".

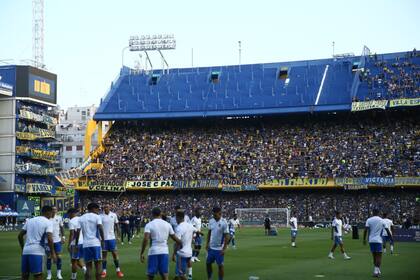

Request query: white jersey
[
  {"left": 22, "top": 216, "right": 53, "bottom": 255},
  {"left": 191, "top": 216, "right": 202, "bottom": 232},
  {"left": 290, "top": 217, "right": 298, "bottom": 230},
  {"left": 100, "top": 212, "right": 119, "bottom": 240},
  {"left": 144, "top": 218, "right": 175, "bottom": 256},
  {"left": 382, "top": 218, "right": 393, "bottom": 237},
  {"left": 51, "top": 214, "right": 63, "bottom": 243},
  {"left": 208, "top": 218, "right": 229, "bottom": 250},
  {"left": 366, "top": 216, "right": 385, "bottom": 243},
  {"left": 69, "top": 216, "right": 83, "bottom": 245},
  {"left": 170, "top": 215, "right": 190, "bottom": 231},
  {"left": 229, "top": 218, "right": 241, "bottom": 228},
  {"left": 79, "top": 212, "right": 102, "bottom": 248},
  {"left": 332, "top": 218, "right": 343, "bottom": 237},
  {"left": 175, "top": 221, "right": 197, "bottom": 258}
]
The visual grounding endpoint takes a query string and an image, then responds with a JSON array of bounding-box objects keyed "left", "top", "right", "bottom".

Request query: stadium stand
[
  {"left": 80, "top": 189, "right": 420, "bottom": 225},
  {"left": 78, "top": 50, "right": 420, "bottom": 226},
  {"left": 94, "top": 50, "right": 419, "bottom": 120},
  {"left": 87, "top": 111, "right": 419, "bottom": 184}
]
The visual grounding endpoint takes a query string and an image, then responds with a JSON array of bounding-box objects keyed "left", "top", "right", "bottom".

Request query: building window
[
  {"left": 65, "top": 146, "right": 73, "bottom": 151},
  {"left": 65, "top": 158, "right": 71, "bottom": 163},
  {"left": 78, "top": 158, "right": 83, "bottom": 163},
  {"left": 82, "top": 111, "right": 86, "bottom": 115},
  {"left": 76, "top": 145, "right": 83, "bottom": 151}
]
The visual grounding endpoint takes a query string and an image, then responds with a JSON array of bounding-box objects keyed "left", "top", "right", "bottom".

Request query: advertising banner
[
  {"left": 389, "top": 98, "right": 420, "bottom": 108},
  {"left": 351, "top": 100, "right": 388, "bottom": 111},
  {"left": 393, "top": 228, "right": 420, "bottom": 242},
  {"left": 17, "top": 200, "right": 35, "bottom": 216},
  {"left": 0, "top": 80, "right": 13, "bottom": 96}
]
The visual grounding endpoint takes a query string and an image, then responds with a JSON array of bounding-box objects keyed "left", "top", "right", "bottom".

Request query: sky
[{"left": 0, "top": 0, "right": 419, "bottom": 109}]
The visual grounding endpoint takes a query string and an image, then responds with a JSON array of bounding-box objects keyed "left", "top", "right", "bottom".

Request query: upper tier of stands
[{"left": 95, "top": 50, "right": 419, "bottom": 120}]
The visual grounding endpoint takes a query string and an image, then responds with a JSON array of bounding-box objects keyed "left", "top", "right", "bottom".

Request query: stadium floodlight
[
  {"left": 129, "top": 34, "right": 176, "bottom": 51},
  {"left": 128, "top": 34, "right": 176, "bottom": 74}
]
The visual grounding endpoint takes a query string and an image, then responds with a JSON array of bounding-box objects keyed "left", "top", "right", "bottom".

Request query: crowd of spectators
[
  {"left": 360, "top": 49, "right": 420, "bottom": 100},
  {"left": 80, "top": 189, "right": 420, "bottom": 225},
  {"left": 88, "top": 111, "right": 419, "bottom": 184}
]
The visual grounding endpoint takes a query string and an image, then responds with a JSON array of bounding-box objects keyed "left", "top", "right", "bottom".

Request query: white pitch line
[{"left": 315, "top": 65, "right": 329, "bottom": 105}]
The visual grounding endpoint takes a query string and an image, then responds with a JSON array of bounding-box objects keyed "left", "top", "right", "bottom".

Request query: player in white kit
[
  {"left": 328, "top": 211, "right": 351, "bottom": 260},
  {"left": 18, "top": 205, "right": 56, "bottom": 280},
  {"left": 289, "top": 213, "right": 298, "bottom": 247},
  {"left": 68, "top": 208, "right": 87, "bottom": 280},
  {"left": 47, "top": 206, "right": 65, "bottom": 280},
  {"left": 364, "top": 208, "right": 393, "bottom": 278},
  {"left": 100, "top": 204, "right": 124, "bottom": 278},
  {"left": 228, "top": 214, "right": 240, "bottom": 249},
  {"left": 173, "top": 210, "right": 197, "bottom": 280},
  {"left": 140, "top": 207, "right": 181, "bottom": 280},
  {"left": 381, "top": 212, "right": 394, "bottom": 254},
  {"left": 190, "top": 209, "right": 203, "bottom": 262},
  {"left": 77, "top": 202, "right": 105, "bottom": 280},
  {"left": 206, "top": 206, "right": 230, "bottom": 280}
]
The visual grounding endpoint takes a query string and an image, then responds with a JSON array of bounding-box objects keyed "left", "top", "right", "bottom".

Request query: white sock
[
  {"left": 71, "top": 272, "right": 77, "bottom": 279},
  {"left": 292, "top": 242, "right": 295, "bottom": 246},
  {"left": 390, "top": 245, "right": 394, "bottom": 252},
  {"left": 103, "top": 269, "right": 107, "bottom": 273},
  {"left": 343, "top": 253, "right": 349, "bottom": 257},
  {"left": 47, "top": 270, "right": 52, "bottom": 275},
  {"left": 82, "top": 266, "right": 87, "bottom": 273},
  {"left": 116, "top": 267, "right": 121, "bottom": 272},
  {"left": 374, "top": 266, "right": 379, "bottom": 274},
  {"left": 188, "top": 267, "right": 192, "bottom": 276},
  {"left": 57, "top": 270, "right": 62, "bottom": 274}
]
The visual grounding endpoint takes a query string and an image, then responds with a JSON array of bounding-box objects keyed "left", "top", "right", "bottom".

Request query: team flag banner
[
  {"left": 26, "top": 183, "right": 53, "bottom": 194},
  {"left": 173, "top": 180, "right": 219, "bottom": 190},
  {"left": 125, "top": 180, "right": 174, "bottom": 189},
  {"left": 14, "top": 184, "right": 27, "bottom": 193},
  {"left": 88, "top": 185, "right": 126, "bottom": 192},
  {"left": 351, "top": 100, "right": 388, "bottom": 111},
  {"left": 222, "top": 185, "right": 259, "bottom": 192},
  {"left": 335, "top": 178, "right": 368, "bottom": 189},
  {"left": 261, "top": 178, "right": 333, "bottom": 188},
  {"left": 395, "top": 177, "right": 420, "bottom": 186},
  {"left": 362, "top": 177, "right": 395, "bottom": 186},
  {"left": 19, "top": 109, "right": 57, "bottom": 125},
  {"left": 389, "top": 98, "right": 420, "bottom": 107},
  {"left": 16, "top": 146, "right": 58, "bottom": 161},
  {"left": 335, "top": 177, "right": 420, "bottom": 187},
  {"left": 16, "top": 132, "right": 38, "bottom": 140}
]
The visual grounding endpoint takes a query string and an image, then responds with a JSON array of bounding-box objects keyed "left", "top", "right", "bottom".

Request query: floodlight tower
[
  {"left": 33, "top": 0, "right": 45, "bottom": 69},
  {"left": 128, "top": 34, "right": 176, "bottom": 74}
]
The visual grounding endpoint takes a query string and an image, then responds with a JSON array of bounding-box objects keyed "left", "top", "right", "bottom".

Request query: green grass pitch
[{"left": 1, "top": 228, "right": 419, "bottom": 279}]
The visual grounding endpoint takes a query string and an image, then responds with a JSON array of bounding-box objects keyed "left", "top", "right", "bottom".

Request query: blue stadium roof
[{"left": 94, "top": 51, "right": 417, "bottom": 120}]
